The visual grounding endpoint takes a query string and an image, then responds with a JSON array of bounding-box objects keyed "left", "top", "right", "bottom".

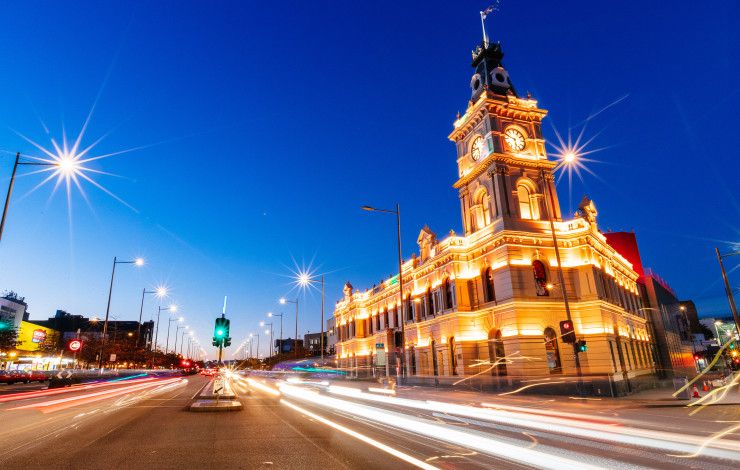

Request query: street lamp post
[
  {"left": 362, "top": 203, "right": 405, "bottom": 383},
  {"left": 279, "top": 298, "right": 299, "bottom": 358},
  {"left": 715, "top": 248, "right": 740, "bottom": 336},
  {"left": 154, "top": 305, "right": 176, "bottom": 352},
  {"left": 137, "top": 286, "right": 166, "bottom": 347},
  {"left": 98, "top": 256, "right": 144, "bottom": 370},
  {"left": 538, "top": 166, "right": 583, "bottom": 382},
  {"left": 261, "top": 322, "right": 273, "bottom": 359},
  {"left": 177, "top": 326, "right": 188, "bottom": 356},
  {"left": 296, "top": 274, "right": 326, "bottom": 362},
  {"left": 268, "top": 312, "right": 283, "bottom": 355},
  {"left": 1, "top": 152, "right": 78, "bottom": 244},
  {"left": 166, "top": 315, "right": 183, "bottom": 354},
  {"left": 173, "top": 322, "right": 186, "bottom": 355}
]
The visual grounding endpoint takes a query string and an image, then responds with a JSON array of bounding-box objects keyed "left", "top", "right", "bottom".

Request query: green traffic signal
[{"left": 576, "top": 339, "right": 587, "bottom": 353}]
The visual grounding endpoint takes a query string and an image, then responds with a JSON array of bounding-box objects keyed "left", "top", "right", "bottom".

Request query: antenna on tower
[{"left": 480, "top": 2, "right": 501, "bottom": 47}]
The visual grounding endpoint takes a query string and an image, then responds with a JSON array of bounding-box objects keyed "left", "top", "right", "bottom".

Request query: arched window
[
  {"left": 544, "top": 327, "right": 562, "bottom": 373},
  {"left": 449, "top": 337, "right": 458, "bottom": 375},
  {"left": 430, "top": 339, "right": 439, "bottom": 376},
  {"left": 532, "top": 260, "right": 549, "bottom": 297},
  {"left": 488, "top": 329, "right": 507, "bottom": 376},
  {"left": 517, "top": 182, "right": 540, "bottom": 220},
  {"left": 442, "top": 278, "right": 452, "bottom": 310},
  {"left": 472, "top": 188, "right": 492, "bottom": 230},
  {"left": 482, "top": 267, "right": 495, "bottom": 303},
  {"left": 426, "top": 288, "right": 433, "bottom": 318},
  {"left": 409, "top": 346, "right": 417, "bottom": 376}
]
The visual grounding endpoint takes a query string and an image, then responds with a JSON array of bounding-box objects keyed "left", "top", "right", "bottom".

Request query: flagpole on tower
[
  {"left": 480, "top": 10, "right": 489, "bottom": 47},
  {"left": 480, "top": 2, "right": 500, "bottom": 48}
]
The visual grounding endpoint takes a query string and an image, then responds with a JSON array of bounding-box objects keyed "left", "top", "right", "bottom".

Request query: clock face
[
  {"left": 504, "top": 128, "right": 526, "bottom": 152},
  {"left": 471, "top": 136, "right": 485, "bottom": 161}
]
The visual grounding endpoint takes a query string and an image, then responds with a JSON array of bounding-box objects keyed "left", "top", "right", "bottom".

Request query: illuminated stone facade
[{"left": 333, "top": 40, "right": 656, "bottom": 384}]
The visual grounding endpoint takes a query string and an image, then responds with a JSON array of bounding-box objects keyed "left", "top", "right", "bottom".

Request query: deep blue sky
[{"left": 1, "top": 1, "right": 738, "bottom": 358}]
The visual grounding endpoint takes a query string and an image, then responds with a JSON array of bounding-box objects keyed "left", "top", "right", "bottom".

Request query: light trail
[
  {"left": 280, "top": 384, "right": 607, "bottom": 470},
  {"left": 7, "top": 377, "right": 181, "bottom": 413},
  {"left": 322, "top": 384, "right": 740, "bottom": 461},
  {"left": 281, "top": 399, "right": 438, "bottom": 470},
  {"left": 0, "top": 376, "right": 159, "bottom": 403}
]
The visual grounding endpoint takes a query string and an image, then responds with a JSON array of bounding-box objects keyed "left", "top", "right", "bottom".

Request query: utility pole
[{"left": 716, "top": 248, "right": 740, "bottom": 336}]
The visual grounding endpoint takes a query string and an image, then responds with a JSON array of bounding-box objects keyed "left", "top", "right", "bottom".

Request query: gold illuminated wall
[{"left": 334, "top": 53, "right": 655, "bottom": 381}]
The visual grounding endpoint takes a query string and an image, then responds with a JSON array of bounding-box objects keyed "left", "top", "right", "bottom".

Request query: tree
[
  {"left": 697, "top": 323, "right": 715, "bottom": 340},
  {"left": 0, "top": 314, "right": 18, "bottom": 351}
]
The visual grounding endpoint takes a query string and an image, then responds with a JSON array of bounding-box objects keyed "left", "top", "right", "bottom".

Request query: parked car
[
  {"left": 0, "top": 370, "right": 30, "bottom": 384},
  {"left": 24, "top": 370, "right": 48, "bottom": 383}
]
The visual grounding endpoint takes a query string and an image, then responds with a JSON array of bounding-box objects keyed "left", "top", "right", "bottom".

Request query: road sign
[
  {"left": 67, "top": 339, "right": 83, "bottom": 352},
  {"left": 56, "top": 370, "right": 72, "bottom": 379},
  {"left": 376, "top": 343, "right": 384, "bottom": 349},
  {"left": 375, "top": 349, "right": 387, "bottom": 366},
  {"left": 109, "top": 353, "right": 117, "bottom": 362}
]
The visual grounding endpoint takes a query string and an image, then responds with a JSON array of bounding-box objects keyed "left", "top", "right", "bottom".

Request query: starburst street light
[
  {"left": 292, "top": 269, "right": 327, "bottom": 362},
  {"left": 0, "top": 152, "right": 84, "bottom": 243}
]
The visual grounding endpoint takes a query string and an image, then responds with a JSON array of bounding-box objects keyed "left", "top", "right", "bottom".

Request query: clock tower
[{"left": 449, "top": 40, "right": 562, "bottom": 236}]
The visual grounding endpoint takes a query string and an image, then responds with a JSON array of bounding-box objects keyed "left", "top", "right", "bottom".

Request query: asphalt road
[{"left": 0, "top": 373, "right": 737, "bottom": 470}]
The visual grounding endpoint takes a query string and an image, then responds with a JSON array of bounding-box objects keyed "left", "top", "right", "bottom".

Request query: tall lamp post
[
  {"left": 715, "top": 248, "right": 740, "bottom": 336},
  {"left": 177, "top": 325, "right": 189, "bottom": 355},
  {"left": 279, "top": 298, "right": 299, "bottom": 358},
  {"left": 166, "top": 315, "right": 183, "bottom": 354},
  {"left": 296, "top": 274, "right": 326, "bottom": 362},
  {"left": 268, "top": 312, "right": 283, "bottom": 355},
  {"left": 98, "top": 256, "right": 144, "bottom": 370},
  {"left": 137, "top": 286, "right": 167, "bottom": 347},
  {"left": 260, "top": 321, "right": 273, "bottom": 359},
  {"left": 538, "top": 158, "right": 583, "bottom": 381},
  {"left": 1, "top": 152, "right": 79, "bottom": 244},
  {"left": 362, "top": 203, "right": 405, "bottom": 383},
  {"left": 152, "top": 304, "right": 177, "bottom": 360}
]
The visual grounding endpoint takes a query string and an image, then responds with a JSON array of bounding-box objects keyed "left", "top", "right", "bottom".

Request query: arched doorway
[
  {"left": 488, "top": 329, "right": 507, "bottom": 376},
  {"left": 544, "top": 327, "right": 562, "bottom": 373},
  {"left": 449, "top": 337, "right": 458, "bottom": 375},
  {"left": 409, "top": 346, "right": 417, "bottom": 376},
  {"left": 430, "top": 339, "right": 439, "bottom": 376}
]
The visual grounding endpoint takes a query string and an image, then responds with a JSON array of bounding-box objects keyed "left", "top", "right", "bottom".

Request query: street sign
[
  {"left": 55, "top": 370, "right": 72, "bottom": 379},
  {"left": 375, "top": 349, "right": 387, "bottom": 366},
  {"left": 376, "top": 343, "right": 384, "bottom": 349},
  {"left": 67, "top": 339, "right": 83, "bottom": 352},
  {"left": 109, "top": 353, "right": 117, "bottom": 362}
]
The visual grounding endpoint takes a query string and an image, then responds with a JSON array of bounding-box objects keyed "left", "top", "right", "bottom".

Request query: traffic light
[
  {"left": 576, "top": 340, "right": 587, "bottom": 353},
  {"left": 559, "top": 320, "right": 576, "bottom": 343},
  {"left": 212, "top": 316, "right": 232, "bottom": 348}
]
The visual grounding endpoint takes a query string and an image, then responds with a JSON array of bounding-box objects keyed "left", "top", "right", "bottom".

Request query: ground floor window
[
  {"left": 544, "top": 327, "right": 562, "bottom": 373},
  {"left": 449, "top": 337, "right": 457, "bottom": 375}
]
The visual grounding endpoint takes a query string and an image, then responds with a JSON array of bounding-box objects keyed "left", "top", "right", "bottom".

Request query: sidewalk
[{"left": 612, "top": 382, "right": 740, "bottom": 408}]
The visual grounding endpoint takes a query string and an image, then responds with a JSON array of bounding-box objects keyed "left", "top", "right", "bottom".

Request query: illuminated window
[
  {"left": 449, "top": 337, "right": 458, "bottom": 375},
  {"left": 472, "top": 187, "right": 492, "bottom": 230},
  {"left": 532, "top": 260, "right": 549, "bottom": 296},
  {"left": 517, "top": 182, "right": 540, "bottom": 220},
  {"left": 482, "top": 267, "right": 495, "bottom": 303}
]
